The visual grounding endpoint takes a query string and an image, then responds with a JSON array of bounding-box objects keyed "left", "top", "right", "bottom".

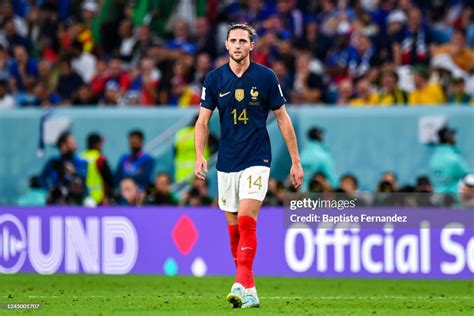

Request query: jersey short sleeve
[
  {"left": 268, "top": 71, "right": 286, "bottom": 110},
  {"left": 200, "top": 74, "right": 216, "bottom": 110}
]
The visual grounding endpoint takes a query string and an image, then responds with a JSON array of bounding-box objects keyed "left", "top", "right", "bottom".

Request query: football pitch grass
[{"left": 0, "top": 274, "right": 472, "bottom": 315}]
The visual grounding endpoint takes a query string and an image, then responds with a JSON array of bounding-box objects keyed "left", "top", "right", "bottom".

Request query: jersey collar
[{"left": 227, "top": 61, "right": 254, "bottom": 79}]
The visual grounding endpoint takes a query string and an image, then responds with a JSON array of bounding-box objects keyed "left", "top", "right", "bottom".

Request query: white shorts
[{"left": 217, "top": 166, "right": 270, "bottom": 213}]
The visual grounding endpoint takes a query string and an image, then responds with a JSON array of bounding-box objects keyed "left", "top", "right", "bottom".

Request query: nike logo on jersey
[
  {"left": 241, "top": 247, "right": 253, "bottom": 251},
  {"left": 219, "top": 91, "right": 231, "bottom": 97}
]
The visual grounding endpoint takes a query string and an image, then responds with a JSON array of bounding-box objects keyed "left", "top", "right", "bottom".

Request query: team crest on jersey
[
  {"left": 235, "top": 89, "right": 244, "bottom": 102},
  {"left": 249, "top": 87, "right": 259, "bottom": 105}
]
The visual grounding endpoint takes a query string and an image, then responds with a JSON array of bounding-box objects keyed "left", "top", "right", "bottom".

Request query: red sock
[
  {"left": 227, "top": 224, "right": 240, "bottom": 268},
  {"left": 236, "top": 216, "right": 257, "bottom": 288}
]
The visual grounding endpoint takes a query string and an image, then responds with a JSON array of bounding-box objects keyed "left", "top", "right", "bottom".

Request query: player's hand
[
  {"left": 195, "top": 156, "right": 208, "bottom": 180},
  {"left": 290, "top": 163, "right": 304, "bottom": 190}
]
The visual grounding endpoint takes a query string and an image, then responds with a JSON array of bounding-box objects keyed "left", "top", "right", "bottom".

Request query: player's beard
[{"left": 230, "top": 50, "right": 248, "bottom": 64}]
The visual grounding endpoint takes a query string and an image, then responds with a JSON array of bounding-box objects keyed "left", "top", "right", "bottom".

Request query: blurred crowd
[
  {"left": 1, "top": 0, "right": 474, "bottom": 110},
  {"left": 18, "top": 125, "right": 473, "bottom": 208}
]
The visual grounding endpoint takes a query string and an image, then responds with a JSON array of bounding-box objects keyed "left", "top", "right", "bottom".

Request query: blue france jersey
[{"left": 200, "top": 62, "right": 286, "bottom": 172}]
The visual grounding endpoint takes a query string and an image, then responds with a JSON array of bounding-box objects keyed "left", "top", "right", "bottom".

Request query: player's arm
[
  {"left": 194, "top": 107, "right": 213, "bottom": 180},
  {"left": 273, "top": 106, "right": 304, "bottom": 189}
]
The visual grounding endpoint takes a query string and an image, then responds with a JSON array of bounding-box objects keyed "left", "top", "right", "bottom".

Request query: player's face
[{"left": 225, "top": 29, "right": 255, "bottom": 63}]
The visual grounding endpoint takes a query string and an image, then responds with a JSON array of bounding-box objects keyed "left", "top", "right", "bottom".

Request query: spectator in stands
[
  {"left": 63, "top": 175, "right": 96, "bottom": 207},
  {"left": 63, "top": 16, "right": 94, "bottom": 53},
  {"left": 193, "top": 17, "right": 217, "bottom": 59},
  {"left": 433, "top": 29, "right": 474, "bottom": 73},
  {"left": 394, "top": 7, "right": 432, "bottom": 66},
  {"left": 336, "top": 78, "right": 354, "bottom": 105},
  {"left": 263, "top": 178, "right": 285, "bottom": 206},
  {"left": 80, "top": 133, "right": 114, "bottom": 205},
  {"left": 100, "top": 80, "right": 121, "bottom": 105},
  {"left": 1, "top": 2, "right": 28, "bottom": 39},
  {"left": 35, "top": 3, "right": 60, "bottom": 63},
  {"left": 128, "top": 57, "right": 160, "bottom": 106},
  {"left": 458, "top": 174, "right": 474, "bottom": 208},
  {"left": 39, "top": 131, "right": 88, "bottom": 193},
  {"left": 0, "top": 46, "right": 9, "bottom": 80},
  {"left": 1, "top": 1, "right": 474, "bottom": 109},
  {"left": 382, "top": 9, "right": 407, "bottom": 63},
  {"left": 144, "top": 172, "right": 179, "bottom": 205},
  {"left": 31, "top": 82, "right": 60, "bottom": 107},
  {"left": 105, "top": 58, "right": 130, "bottom": 98},
  {"left": 408, "top": 65, "right": 445, "bottom": 105},
  {"left": 373, "top": 68, "right": 408, "bottom": 105},
  {"left": 339, "top": 174, "right": 358, "bottom": 195},
  {"left": 300, "top": 127, "right": 337, "bottom": 191},
  {"left": 174, "top": 115, "right": 217, "bottom": 183},
  {"left": 347, "top": 34, "right": 381, "bottom": 79},
  {"left": 37, "top": 60, "right": 56, "bottom": 93},
  {"left": 118, "top": 177, "right": 143, "bottom": 206},
  {"left": 276, "top": 0, "right": 304, "bottom": 40},
  {"left": 308, "top": 172, "right": 333, "bottom": 194},
  {"left": 190, "top": 52, "right": 212, "bottom": 93},
  {"left": 70, "top": 40, "right": 96, "bottom": 83},
  {"left": 271, "top": 59, "right": 293, "bottom": 102},
  {"left": 3, "top": 18, "right": 31, "bottom": 53},
  {"left": 374, "top": 172, "right": 399, "bottom": 206},
  {"left": 338, "top": 173, "right": 370, "bottom": 205},
  {"left": 416, "top": 175, "right": 433, "bottom": 194},
  {"left": 72, "top": 84, "right": 98, "bottom": 106},
  {"left": 17, "top": 175, "right": 47, "bottom": 206},
  {"left": 294, "top": 16, "right": 331, "bottom": 61},
  {"left": 325, "top": 31, "right": 352, "bottom": 81},
  {"left": 349, "top": 77, "right": 378, "bottom": 106},
  {"left": 117, "top": 19, "right": 136, "bottom": 65},
  {"left": 448, "top": 77, "right": 472, "bottom": 104},
  {"left": 8, "top": 45, "right": 38, "bottom": 93},
  {"left": 381, "top": 171, "right": 399, "bottom": 192},
  {"left": 56, "top": 55, "right": 83, "bottom": 104},
  {"left": 165, "top": 18, "right": 196, "bottom": 56},
  {"left": 128, "top": 25, "right": 156, "bottom": 67},
  {"left": 0, "top": 79, "right": 15, "bottom": 109},
  {"left": 180, "top": 178, "right": 213, "bottom": 206},
  {"left": 429, "top": 126, "right": 469, "bottom": 194},
  {"left": 162, "top": 60, "right": 199, "bottom": 106},
  {"left": 90, "top": 59, "right": 108, "bottom": 97},
  {"left": 414, "top": 175, "right": 436, "bottom": 207},
  {"left": 115, "top": 129, "right": 154, "bottom": 190},
  {"left": 291, "top": 51, "right": 324, "bottom": 104}
]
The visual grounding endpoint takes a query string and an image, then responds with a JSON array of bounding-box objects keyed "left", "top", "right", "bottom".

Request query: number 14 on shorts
[{"left": 247, "top": 175, "right": 262, "bottom": 190}]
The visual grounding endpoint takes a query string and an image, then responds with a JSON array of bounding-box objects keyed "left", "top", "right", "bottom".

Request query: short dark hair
[
  {"left": 308, "top": 127, "right": 324, "bottom": 142},
  {"left": 416, "top": 175, "right": 431, "bottom": 187},
  {"left": 56, "top": 131, "right": 71, "bottom": 148},
  {"left": 226, "top": 23, "right": 257, "bottom": 41},
  {"left": 87, "top": 133, "right": 102, "bottom": 149},
  {"left": 129, "top": 129, "right": 144, "bottom": 140},
  {"left": 453, "top": 28, "right": 466, "bottom": 38},
  {"left": 340, "top": 173, "right": 358, "bottom": 188}
]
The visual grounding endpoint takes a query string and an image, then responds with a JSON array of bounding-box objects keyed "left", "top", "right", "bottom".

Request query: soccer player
[{"left": 194, "top": 23, "right": 303, "bottom": 308}]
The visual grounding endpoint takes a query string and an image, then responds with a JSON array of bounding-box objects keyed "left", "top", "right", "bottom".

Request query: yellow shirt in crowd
[
  {"left": 408, "top": 83, "right": 445, "bottom": 105},
  {"left": 372, "top": 89, "right": 408, "bottom": 106},
  {"left": 349, "top": 94, "right": 379, "bottom": 106}
]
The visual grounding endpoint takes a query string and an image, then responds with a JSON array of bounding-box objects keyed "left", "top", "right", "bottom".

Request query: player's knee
[{"left": 238, "top": 209, "right": 259, "bottom": 220}]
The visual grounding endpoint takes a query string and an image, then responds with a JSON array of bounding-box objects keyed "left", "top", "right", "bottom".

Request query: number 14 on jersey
[{"left": 231, "top": 108, "right": 248, "bottom": 125}]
